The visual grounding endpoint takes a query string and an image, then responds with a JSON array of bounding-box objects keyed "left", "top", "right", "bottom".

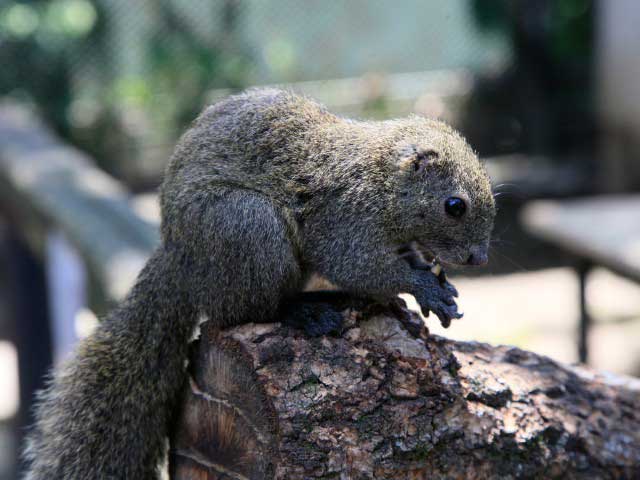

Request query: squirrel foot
[
  {"left": 281, "top": 301, "right": 345, "bottom": 336},
  {"left": 279, "top": 291, "right": 370, "bottom": 337}
]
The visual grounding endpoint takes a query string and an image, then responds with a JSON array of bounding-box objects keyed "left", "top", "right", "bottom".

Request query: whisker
[
  {"left": 489, "top": 246, "right": 529, "bottom": 273},
  {"left": 493, "top": 182, "right": 520, "bottom": 191},
  {"left": 491, "top": 224, "right": 511, "bottom": 242},
  {"left": 492, "top": 183, "right": 527, "bottom": 202},
  {"left": 490, "top": 239, "right": 516, "bottom": 247}
]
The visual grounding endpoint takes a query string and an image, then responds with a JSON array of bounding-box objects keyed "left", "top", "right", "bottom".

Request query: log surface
[{"left": 169, "top": 305, "right": 640, "bottom": 479}]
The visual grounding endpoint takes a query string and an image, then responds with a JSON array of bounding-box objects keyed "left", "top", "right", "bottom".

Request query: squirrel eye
[{"left": 444, "top": 197, "right": 466, "bottom": 218}]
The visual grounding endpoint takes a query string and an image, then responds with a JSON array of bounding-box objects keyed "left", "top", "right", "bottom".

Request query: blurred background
[{"left": 1, "top": 0, "right": 640, "bottom": 477}]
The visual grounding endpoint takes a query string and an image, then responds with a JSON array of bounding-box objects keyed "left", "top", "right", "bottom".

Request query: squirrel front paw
[{"left": 411, "top": 266, "right": 462, "bottom": 328}]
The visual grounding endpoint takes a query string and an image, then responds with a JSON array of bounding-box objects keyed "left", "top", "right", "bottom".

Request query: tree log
[{"left": 169, "top": 303, "right": 640, "bottom": 479}]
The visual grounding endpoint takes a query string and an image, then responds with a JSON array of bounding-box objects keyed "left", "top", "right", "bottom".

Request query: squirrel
[{"left": 23, "top": 88, "right": 495, "bottom": 479}]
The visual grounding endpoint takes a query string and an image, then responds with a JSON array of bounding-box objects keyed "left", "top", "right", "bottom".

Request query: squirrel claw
[
  {"left": 444, "top": 282, "right": 459, "bottom": 297},
  {"left": 437, "top": 305, "right": 462, "bottom": 328}
]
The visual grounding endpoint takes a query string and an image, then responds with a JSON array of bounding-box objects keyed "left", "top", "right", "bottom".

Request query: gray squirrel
[{"left": 23, "top": 88, "right": 495, "bottom": 478}]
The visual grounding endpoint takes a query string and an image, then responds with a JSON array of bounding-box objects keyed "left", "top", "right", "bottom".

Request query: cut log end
[{"left": 169, "top": 305, "right": 640, "bottom": 479}]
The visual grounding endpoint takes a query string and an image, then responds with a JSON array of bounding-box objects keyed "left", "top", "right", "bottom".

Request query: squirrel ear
[{"left": 396, "top": 147, "right": 439, "bottom": 174}]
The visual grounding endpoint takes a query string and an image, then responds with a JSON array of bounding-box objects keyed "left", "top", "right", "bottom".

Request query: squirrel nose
[{"left": 466, "top": 246, "right": 489, "bottom": 266}]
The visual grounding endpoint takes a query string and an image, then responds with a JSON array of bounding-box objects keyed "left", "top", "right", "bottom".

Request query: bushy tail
[{"left": 23, "top": 247, "right": 198, "bottom": 479}]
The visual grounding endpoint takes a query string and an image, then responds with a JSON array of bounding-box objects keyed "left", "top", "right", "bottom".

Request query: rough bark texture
[{"left": 169, "top": 304, "right": 640, "bottom": 480}]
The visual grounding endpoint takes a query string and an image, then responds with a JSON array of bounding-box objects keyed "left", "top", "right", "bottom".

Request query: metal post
[
  {"left": 577, "top": 261, "right": 592, "bottom": 363},
  {"left": 0, "top": 223, "right": 53, "bottom": 477}
]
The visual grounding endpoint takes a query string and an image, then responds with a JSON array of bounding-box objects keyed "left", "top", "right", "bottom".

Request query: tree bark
[{"left": 169, "top": 303, "right": 640, "bottom": 479}]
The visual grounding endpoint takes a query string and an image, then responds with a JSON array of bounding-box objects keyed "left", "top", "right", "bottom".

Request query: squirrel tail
[
  {"left": 22, "top": 186, "right": 301, "bottom": 479},
  {"left": 22, "top": 246, "right": 198, "bottom": 479}
]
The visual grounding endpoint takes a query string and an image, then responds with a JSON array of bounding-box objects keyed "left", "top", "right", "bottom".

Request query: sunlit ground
[{"left": 404, "top": 267, "right": 640, "bottom": 375}]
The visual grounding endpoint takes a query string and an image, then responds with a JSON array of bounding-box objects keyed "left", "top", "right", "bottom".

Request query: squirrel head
[{"left": 388, "top": 118, "right": 495, "bottom": 267}]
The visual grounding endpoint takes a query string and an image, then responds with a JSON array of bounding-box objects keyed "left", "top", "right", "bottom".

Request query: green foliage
[
  {"left": 472, "top": 0, "right": 593, "bottom": 61},
  {"left": 0, "top": 0, "right": 93, "bottom": 137},
  {"left": 0, "top": 0, "right": 252, "bottom": 181}
]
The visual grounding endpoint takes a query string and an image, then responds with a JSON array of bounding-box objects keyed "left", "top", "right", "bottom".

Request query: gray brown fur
[{"left": 23, "top": 88, "right": 495, "bottom": 479}]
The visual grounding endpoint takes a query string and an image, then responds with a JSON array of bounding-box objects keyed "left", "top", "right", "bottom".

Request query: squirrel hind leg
[{"left": 180, "top": 187, "right": 305, "bottom": 326}]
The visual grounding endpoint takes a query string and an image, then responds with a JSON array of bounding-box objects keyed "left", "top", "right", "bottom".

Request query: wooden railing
[
  {"left": 0, "top": 103, "right": 159, "bottom": 310},
  {"left": 0, "top": 103, "right": 159, "bottom": 464}
]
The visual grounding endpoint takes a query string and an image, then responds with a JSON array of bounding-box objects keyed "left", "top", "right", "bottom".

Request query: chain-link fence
[
  {"left": 0, "top": 0, "right": 594, "bottom": 185},
  {"left": 0, "top": 0, "right": 518, "bottom": 183}
]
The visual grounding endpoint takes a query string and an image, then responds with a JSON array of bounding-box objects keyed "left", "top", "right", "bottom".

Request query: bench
[{"left": 521, "top": 195, "right": 640, "bottom": 362}]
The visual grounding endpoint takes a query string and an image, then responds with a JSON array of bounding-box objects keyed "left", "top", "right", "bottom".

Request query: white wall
[
  {"left": 597, "top": 0, "right": 640, "bottom": 132},
  {"left": 596, "top": 0, "right": 640, "bottom": 190}
]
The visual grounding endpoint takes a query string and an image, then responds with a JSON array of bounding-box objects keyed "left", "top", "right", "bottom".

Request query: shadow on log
[{"left": 169, "top": 304, "right": 640, "bottom": 479}]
